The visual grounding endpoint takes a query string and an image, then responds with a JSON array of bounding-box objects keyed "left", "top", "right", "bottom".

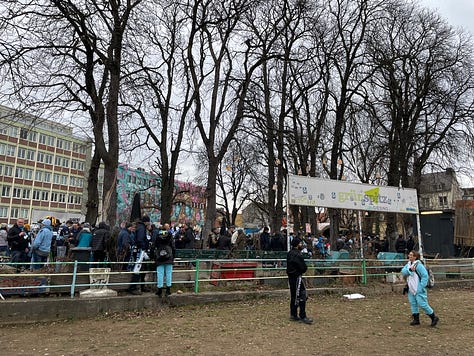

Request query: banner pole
[
  {"left": 416, "top": 214, "right": 424, "bottom": 260},
  {"left": 358, "top": 211, "right": 366, "bottom": 284}
]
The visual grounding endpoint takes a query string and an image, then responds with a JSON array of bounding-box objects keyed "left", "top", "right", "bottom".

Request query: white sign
[{"left": 288, "top": 175, "right": 419, "bottom": 214}]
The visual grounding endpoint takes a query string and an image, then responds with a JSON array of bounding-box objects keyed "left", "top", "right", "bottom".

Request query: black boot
[
  {"left": 166, "top": 287, "right": 171, "bottom": 296},
  {"left": 410, "top": 313, "right": 420, "bottom": 326},
  {"left": 429, "top": 313, "right": 439, "bottom": 327},
  {"left": 155, "top": 288, "right": 162, "bottom": 297}
]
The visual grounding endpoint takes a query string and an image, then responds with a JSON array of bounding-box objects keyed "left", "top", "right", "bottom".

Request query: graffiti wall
[{"left": 116, "top": 164, "right": 206, "bottom": 226}]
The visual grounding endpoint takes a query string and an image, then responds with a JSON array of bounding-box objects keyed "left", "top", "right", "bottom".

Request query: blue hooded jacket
[{"left": 32, "top": 220, "right": 53, "bottom": 254}]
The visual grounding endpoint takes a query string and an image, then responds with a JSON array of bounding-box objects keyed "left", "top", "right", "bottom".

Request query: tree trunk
[
  {"left": 85, "top": 150, "right": 101, "bottom": 224},
  {"left": 202, "top": 159, "right": 219, "bottom": 249}
]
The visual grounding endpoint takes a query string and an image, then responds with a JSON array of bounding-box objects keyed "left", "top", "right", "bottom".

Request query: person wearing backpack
[
  {"left": 401, "top": 250, "right": 439, "bottom": 327},
  {"left": 154, "top": 223, "right": 175, "bottom": 298}
]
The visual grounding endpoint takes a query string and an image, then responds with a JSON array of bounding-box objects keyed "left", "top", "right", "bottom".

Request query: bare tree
[
  {"left": 364, "top": 1, "right": 474, "bottom": 248},
  {"left": 185, "top": 0, "right": 277, "bottom": 244},
  {"left": 0, "top": 0, "right": 143, "bottom": 226},
  {"left": 120, "top": 0, "right": 193, "bottom": 224}
]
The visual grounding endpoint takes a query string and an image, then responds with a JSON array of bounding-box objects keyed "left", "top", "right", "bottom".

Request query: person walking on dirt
[
  {"left": 286, "top": 237, "right": 313, "bottom": 324},
  {"left": 401, "top": 250, "right": 439, "bottom": 327}
]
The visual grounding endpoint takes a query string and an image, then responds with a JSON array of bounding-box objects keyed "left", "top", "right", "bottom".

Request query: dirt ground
[{"left": 1, "top": 287, "right": 473, "bottom": 356}]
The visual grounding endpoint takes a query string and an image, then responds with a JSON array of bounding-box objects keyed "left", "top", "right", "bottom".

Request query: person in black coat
[
  {"left": 286, "top": 237, "right": 313, "bottom": 324},
  {"left": 154, "top": 223, "right": 176, "bottom": 297},
  {"left": 91, "top": 221, "right": 110, "bottom": 264},
  {"left": 183, "top": 223, "right": 195, "bottom": 249},
  {"left": 7, "top": 218, "right": 29, "bottom": 272}
]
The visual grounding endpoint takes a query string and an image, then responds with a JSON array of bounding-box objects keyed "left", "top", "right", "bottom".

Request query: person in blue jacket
[
  {"left": 401, "top": 250, "right": 439, "bottom": 327},
  {"left": 31, "top": 219, "right": 53, "bottom": 270}
]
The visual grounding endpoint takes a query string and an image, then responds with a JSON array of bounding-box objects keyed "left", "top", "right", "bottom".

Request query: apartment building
[{"left": 0, "top": 105, "right": 92, "bottom": 225}]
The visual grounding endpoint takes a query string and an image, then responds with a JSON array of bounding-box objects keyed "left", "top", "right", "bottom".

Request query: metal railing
[{"left": 1, "top": 256, "right": 473, "bottom": 299}]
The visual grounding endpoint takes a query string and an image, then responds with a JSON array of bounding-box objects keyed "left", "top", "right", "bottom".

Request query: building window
[
  {"left": 21, "top": 208, "right": 29, "bottom": 218},
  {"left": 32, "top": 190, "right": 40, "bottom": 200},
  {"left": 9, "top": 127, "right": 18, "bottom": 137},
  {"left": 56, "top": 138, "right": 63, "bottom": 149},
  {"left": 71, "top": 160, "right": 77, "bottom": 170},
  {"left": 4, "top": 165, "right": 13, "bottom": 177},
  {"left": 10, "top": 207, "right": 19, "bottom": 219},
  {"left": 12, "top": 188, "right": 21, "bottom": 198},
  {"left": 47, "top": 135, "right": 55, "bottom": 146},
  {"left": 39, "top": 133, "right": 46, "bottom": 144},
  {"left": 20, "top": 128, "right": 28, "bottom": 139},
  {"left": 61, "top": 175, "right": 68, "bottom": 185},
  {"left": 37, "top": 152, "right": 45, "bottom": 163},
  {"left": 5, "top": 144, "right": 16, "bottom": 157},
  {"left": 26, "top": 150, "right": 35, "bottom": 160},
  {"left": 0, "top": 206, "right": 8, "bottom": 217},
  {"left": 51, "top": 192, "right": 58, "bottom": 202},
  {"left": 22, "top": 189, "right": 30, "bottom": 199},
  {"left": 78, "top": 162, "right": 85, "bottom": 171},
  {"left": 75, "top": 195, "right": 81, "bottom": 205},
  {"left": 41, "top": 191, "right": 49, "bottom": 201},
  {"left": 53, "top": 174, "right": 60, "bottom": 184},
  {"left": 439, "top": 196, "right": 448, "bottom": 206},
  {"left": 17, "top": 148, "right": 26, "bottom": 159},
  {"left": 28, "top": 131, "right": 37, "bottom": 142},
  {"left": 59, "top": 193, "right": 66, "bottom": 203},
  {"left": 44, "top": 172, "right": 51, "bottom": 183},
  {"left": 24, "top": 169, "right": 33, "bottom": 180},
  {"left": 1, "top": 186, "right": 11, "bottom": 197},
  {"left": 45, "top": 154, "right": 53, "bottom": 164},
  {"left": 64, "top": 140, "right": 71, "bottom": 150},
  {"left": 70, "top": 177, "right": 76, "bottom": 186},
  {"left": 68, "top": 194, "right": 75, "bottom": 204},
  {"left": 0, "top": 164, "right": 3, "bottom": 175},
  {"left": 62, "top": 157, "right": 69, "bottom": 168},
  {"left": 35, "top": 170, "right": 43, "bottom": 181},
  {"left": 15, "top": 167, "right": 24, "bottom": 179}
]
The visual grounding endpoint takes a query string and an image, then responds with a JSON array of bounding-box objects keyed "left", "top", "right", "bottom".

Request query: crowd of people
[{"left": 1, "top": 217, "right": 438, "bottom": 326}]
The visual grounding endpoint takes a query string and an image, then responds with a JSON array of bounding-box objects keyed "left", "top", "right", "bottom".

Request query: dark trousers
[
  {"left": 288, "top": 274, "right": 308, "bottom": 319},
  {"left": 11, "top": 250, "right": 28, "bottom": 272}
]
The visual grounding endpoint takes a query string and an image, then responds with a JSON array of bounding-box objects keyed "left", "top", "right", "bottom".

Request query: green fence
[{"left": 1, "top": 256, "right": 473, "bottom": 298}]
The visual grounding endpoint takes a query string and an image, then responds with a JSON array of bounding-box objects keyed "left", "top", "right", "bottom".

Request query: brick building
[{"left": 0, "top": 105, "right": 92, "bottom": 225}]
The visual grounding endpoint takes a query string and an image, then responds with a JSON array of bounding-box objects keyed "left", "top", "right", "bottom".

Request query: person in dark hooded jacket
[
  {"left": 91, "top": 221, "right": 110, "bottom": 263},
  {"left": 286, "top": 237, "right": 313, "bottom": 324}
]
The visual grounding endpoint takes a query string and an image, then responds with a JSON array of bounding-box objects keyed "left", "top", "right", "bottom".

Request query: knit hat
[
  {"left": 291, "top": 237, "right": 302, "bottom": 248},
  {"left": 42, "top": 219, "right": 51, "bottom": 226}
]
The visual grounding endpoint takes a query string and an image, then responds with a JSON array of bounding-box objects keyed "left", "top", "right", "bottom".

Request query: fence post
[
  {"left": 70, "top": 260, "right": 78, "bottom": 298},
  {"left": 194, "top": 259, "right": 200, "bottom": 294},
  {"left": 362, "top": 258, "right": 367, "bottom": 284}
]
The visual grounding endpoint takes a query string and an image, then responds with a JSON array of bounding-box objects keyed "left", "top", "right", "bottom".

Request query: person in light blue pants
[
  {"left": 401, "top": 250, "right": 439, "bottom": 327},
  {"left": 154, "top": 223, "right": 175, "bottom": 297}
]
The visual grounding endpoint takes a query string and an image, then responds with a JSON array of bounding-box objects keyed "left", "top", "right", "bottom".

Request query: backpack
[
  {"left": 154, "top": 244, "right": 172, "bottom": 262},
  {"left": 415, "top": 261, "right": 435, "bottom": 289}
]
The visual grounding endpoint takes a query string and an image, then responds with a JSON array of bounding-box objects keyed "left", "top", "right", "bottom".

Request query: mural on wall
[{"left": 116, "top": 164, "right": 206, "bottom": 226}]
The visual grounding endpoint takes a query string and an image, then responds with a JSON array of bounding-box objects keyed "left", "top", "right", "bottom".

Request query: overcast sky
[{"left": 420, "top": 0, "right": 474, "bottom": 35}]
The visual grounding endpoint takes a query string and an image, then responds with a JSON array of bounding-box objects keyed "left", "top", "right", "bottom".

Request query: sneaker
[
  {"left": 300, "top": 317, "right": 313, "bottom": 324},
  {"left": 430, "top": 316, "right": 439, "bottom": 327},
  {"left": 289, "top": 316, "right": 300, "bottom": 321}
]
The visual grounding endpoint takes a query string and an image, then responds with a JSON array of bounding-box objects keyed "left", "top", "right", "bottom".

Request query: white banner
[{"left": 288, "top": 175, "right": 419, "bottom": 214}]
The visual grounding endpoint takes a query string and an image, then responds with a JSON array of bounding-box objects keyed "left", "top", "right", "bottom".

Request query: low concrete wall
[{"left": 1, "top": 280, "right": 473, "bottom": 325}]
